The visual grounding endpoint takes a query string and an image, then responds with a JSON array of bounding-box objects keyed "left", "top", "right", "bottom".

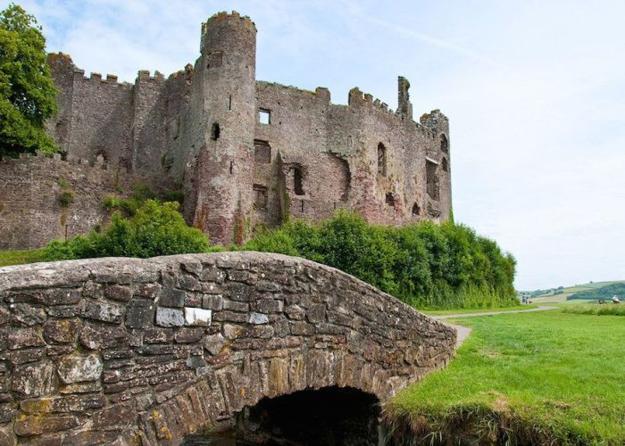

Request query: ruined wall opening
[
  {"left": 259, "top": 108, "right": 271, "bottom": 125},
  {"left": 385, "top": 192, "right": 395, "bottom": 207},
  {"left": 292, "top": 166, "right": 305, "bottom": 196},
  {"left": 206, "top": 51, "right": 223, "bottom": 69},
  {"left": 253, "top": 184, "right": 268, "bottom": 210},
  {"left": 412, "top": 202, "right": 421, "bottom": 216},
  {"left": 254, "top": 140, "right": 271, "bottom": 164},
  {"left": 442, "top": 157, "right": 448, "bottom": 172},
  {"left": 211, "top": 122, "right": 220, "bottom": 141},
  {"left": 184, "top": 386, "right": 381, "bottom": 445},
  {"left": 440, "top": 134, "right": 448, "bottom": 152},
  {"left": 426, "top": 159, "right": 440, "bottom": 200},
  {"left": 377, "top": 143, "right": 387, "bottom": 176}
]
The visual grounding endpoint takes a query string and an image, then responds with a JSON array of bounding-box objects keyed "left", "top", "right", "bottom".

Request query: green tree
[{"left": 0, "top": 3, "right": 57, "bottom": 156}]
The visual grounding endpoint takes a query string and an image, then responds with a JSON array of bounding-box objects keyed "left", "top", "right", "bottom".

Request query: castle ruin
[{"left": 0, "top": 11, "right": 451, "bottom": 248}]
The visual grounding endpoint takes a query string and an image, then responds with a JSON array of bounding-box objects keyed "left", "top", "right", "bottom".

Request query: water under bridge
[{"left": 0, "top": 252, "right": 455, "bottom": 445}]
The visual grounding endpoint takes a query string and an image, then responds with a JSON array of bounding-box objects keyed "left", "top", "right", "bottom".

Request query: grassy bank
[
  {"left": 0, "top": 248, "right": 45, "bottom": 267},
  {"left": 386, "top": 310, "right": 625, "bottom": 444},
  {"left": 562, "top": 304, "right": 625, "bottom": 316}
]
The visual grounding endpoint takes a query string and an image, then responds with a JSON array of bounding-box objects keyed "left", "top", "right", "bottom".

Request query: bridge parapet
[{"left": 0, "top": 252, "right": 455, "bottom": 444}]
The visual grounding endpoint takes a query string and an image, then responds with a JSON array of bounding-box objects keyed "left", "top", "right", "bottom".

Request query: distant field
[
  {"left": 388, "top": 310, "right": 625, "bottom": 444},
  {"left": 526, "top": 280, "right": 625, "bottom": 303}
]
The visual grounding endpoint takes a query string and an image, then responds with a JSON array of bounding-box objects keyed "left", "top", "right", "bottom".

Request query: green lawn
[
  {"left": 387, "top": 310, "right": 625, "bottom": 444},
  {"left": 0, "top": 248, "right": 46, "bottom": 267},
  {"left": 423, "top": 304, "right": 537, "bottom": 316}
]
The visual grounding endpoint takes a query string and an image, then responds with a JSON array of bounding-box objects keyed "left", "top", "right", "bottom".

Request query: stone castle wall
[
  {"left": 0, "top": 252, "right": 455, "bottom": 444},
  {"left": 0, "top": 154, "right": 137, "bottom": 250},
  {"left": 3, "top": 10, "right": 452, "bottom": 249}
]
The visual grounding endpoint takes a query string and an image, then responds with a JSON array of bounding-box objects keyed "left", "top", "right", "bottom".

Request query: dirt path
[{"left": 433, "top": 305, "right": 558, "bottom": 347}]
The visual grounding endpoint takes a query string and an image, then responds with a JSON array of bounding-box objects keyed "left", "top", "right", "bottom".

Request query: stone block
[
  {"left": 248, "top": 312, "right": 269, "bottom": 325},
  {"left": 157, "top": 288, "right": 186, "bottom": 308},
  {"left": 57, "top": 353, "right": 103, "bottom": 384},
  {"left": 156, "top": 308, "right": 185, "bottom": 327},
  {"left": 11, "top": 360, "right": 57, "bottom": 398},
  {"left": 204, "top": 333, "right": 226, "bottom": 355},
  {"left": 184, "top": 308, "right": 212, "bottom": 326},
  {"left": 82, "top": 301, "right": 123, "bottom": 324},
  {"left": 43, "top": 319, "right": 80, "bottom": 344},
  {"left": 126, "top": 299, "right": 155, "bottom": 329}
]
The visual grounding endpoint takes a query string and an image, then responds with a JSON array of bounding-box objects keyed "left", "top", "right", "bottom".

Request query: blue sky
[{"left": 11, "top": 0, "right": 625, "bottom": 290}]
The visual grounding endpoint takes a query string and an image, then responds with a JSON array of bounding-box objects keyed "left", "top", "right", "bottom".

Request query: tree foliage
[
  {"left": 245, "top": 211, "right": 518, "bottom": 309},
  {"left": 0, "top": 3, "right": 57, "bottom": 156},
  {"left": 45, "top": 200, "right": 211, "bottom": 260}
]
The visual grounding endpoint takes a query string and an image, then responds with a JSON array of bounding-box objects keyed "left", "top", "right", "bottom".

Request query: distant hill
[
  {"left": 520, "top": 280, "right": 625, "bottom": 303},
  {"left": 568, "top": 283, "right": 625, "bottom": 301}
]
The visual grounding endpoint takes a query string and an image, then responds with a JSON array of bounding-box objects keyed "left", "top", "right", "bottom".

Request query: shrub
[
  {"left": 244, "top": 211, "right": 517, "bottom": 309},
  {"left": 45, "top": 200, "right": 210, "bottom": 260},
  {"left": 57, "top": 190, "right": 74, "bottom": 208}
]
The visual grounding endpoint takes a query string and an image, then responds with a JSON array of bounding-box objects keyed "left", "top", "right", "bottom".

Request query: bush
[
  {"left": 45, "top": 200, "right": 210, "bottom": 260},
  {"left": 245, "top": 211, "right": 517, "bottom": 309}
]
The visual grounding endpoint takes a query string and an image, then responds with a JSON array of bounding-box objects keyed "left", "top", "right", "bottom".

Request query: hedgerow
[{"left": 245, "top": 211, "right": 517, "bottom": 309}]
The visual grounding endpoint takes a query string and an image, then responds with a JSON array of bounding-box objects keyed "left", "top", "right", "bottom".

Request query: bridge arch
[{"left": 0, "top": 252, "right": 455, "bottom": 444}]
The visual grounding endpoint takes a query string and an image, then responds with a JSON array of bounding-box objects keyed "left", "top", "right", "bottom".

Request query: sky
[{"left": 9, "top": 0, "right": 625, "bottom": 290}]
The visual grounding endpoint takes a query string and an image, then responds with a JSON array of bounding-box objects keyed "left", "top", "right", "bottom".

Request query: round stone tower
[{"left": 191, "top": 11, "right": 257, "bottom": 244}]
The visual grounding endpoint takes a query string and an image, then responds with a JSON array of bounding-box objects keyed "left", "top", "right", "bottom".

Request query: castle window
[
  {"left": 440, "top": 134, "right": 448, "bottom": 152},
  {"left": 254, "top": 140, "right": 271, "bottom": 164},
  {"left": 207, "top": 51, "right": 223, "bottom": 69},
  {"left": 259, "top": 108, "right": 271, "bottom": 125},
  {"left": 211, "top": 122, "right": 220, "bottom": 141},
  {"left": 442, "top": 157, "right": 448, "bottom": 172},
  {"left": 377, "top": 143, "right": 387, "bottom": 176},
  {"left": 292, "top": 166, "right": 305, "bottom": 196},
  {"left": 228, "top": 95, "right": 232, "bottom": 111},
  {"left": 412, "top": 202, "right": 421, "bottom": 216},
  {"left": 253, "top": 184, "right": 268, "bottom": 210},
  {"left": 426, "top": 159, "right": 440, "bottom": 200},
  {"left": 385, "top": 192, "right": 395, "bottom": 207}
]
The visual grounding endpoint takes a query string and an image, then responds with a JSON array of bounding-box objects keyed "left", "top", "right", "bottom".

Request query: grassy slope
[
  {"left": 0, "top": 249, "right": 46, "bottom": 267},
  {"left": 388, "top": 310, "right": 625, "bottom": 444},
  {"left": 423, "top": 304, "right": 537, "bottom": 316},
  {"left": 531, "top": 281, "right": 625, "bottom": 304}
]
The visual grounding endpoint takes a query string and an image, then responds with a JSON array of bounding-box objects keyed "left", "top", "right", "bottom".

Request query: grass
[
  {"left": 562, "top": 304, "right": 625, "bottom": 316},
  {"left": 0, "top": 248, "right": 46, "bottom": 268},
  {"left": 386, "top": 310, "right": 625, "bottom": 444},
  {"left": 422, "top": 304, "right": 537, "bottom": 316}
]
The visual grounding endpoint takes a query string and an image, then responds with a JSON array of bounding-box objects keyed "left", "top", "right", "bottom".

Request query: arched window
[
  {"left": 442, "top": 157, "right": 448, "bottom": 172},
  {"left": 440, "top": 134, "right": 448, "bottom": 152},
  {"left": 377, "top": 143, "right": 387, "bottom": 176}
]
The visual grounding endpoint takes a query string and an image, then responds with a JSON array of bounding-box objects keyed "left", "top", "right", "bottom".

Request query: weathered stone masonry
[
  {"left": 0, "top": 10, "right": 452, "bottom": 248},
  {"left": 0, "top": 252, "right": 455, "bottom": 444}
]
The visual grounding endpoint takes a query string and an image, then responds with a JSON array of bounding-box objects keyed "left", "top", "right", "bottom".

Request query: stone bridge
[{"left": 0, "top": 252, "right": 455, "bottom": 445}]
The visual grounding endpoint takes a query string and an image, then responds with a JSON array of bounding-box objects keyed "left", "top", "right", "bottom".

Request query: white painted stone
[
  {"left": 156, "top": 307, "right": 185, "bottom": 327},
  {"left": 184, "top": 307, "right": 212, "bottom": 326}
]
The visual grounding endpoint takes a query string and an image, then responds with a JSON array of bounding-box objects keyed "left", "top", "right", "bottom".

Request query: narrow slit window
[
  {"left": 228, "top": 95, "right": 232, "bottom": 111},
  {"left": 211, "top": 122, "right": 220, "bottom": 141},
  {"left": 259, "top": 108, "right": 271, "bottom": 125},
  {"left": 442, "top": 157, "right": 449, "bottom": 172},
  {"left": 426, "top": 159, "right": 440, "bottom": 200},
  {"left": 377, "top": 143, "right": 387, "bottom": 176},
  {"left": 293, "top": 166, "right": 304, "bottom": 196}
]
